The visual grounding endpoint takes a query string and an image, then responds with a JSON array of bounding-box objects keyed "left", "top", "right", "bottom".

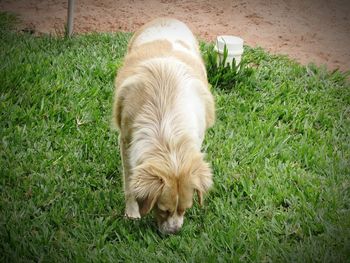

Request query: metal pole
[{"left": 67, "top": 0, "right": 75, "bottom": 37}]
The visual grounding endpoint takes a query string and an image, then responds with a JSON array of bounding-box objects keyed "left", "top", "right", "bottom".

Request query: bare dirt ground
[{"left": 1, "top": 0, "right": 349, "bottom": 72}]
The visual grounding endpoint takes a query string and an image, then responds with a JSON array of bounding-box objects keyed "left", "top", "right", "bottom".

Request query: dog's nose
[
  {"left": 168, "top": 225, "right": 181, "bottom": 234},
  {"left": 161, "top": 225, "right": 181, "bottom": 234}
]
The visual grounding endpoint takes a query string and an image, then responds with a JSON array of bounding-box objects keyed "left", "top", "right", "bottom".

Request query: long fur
[{"left": 113, "top": 18, "right": 215, "bottom": 233}]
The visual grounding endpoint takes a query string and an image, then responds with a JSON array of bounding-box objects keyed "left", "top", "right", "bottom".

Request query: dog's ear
[
  {"left": 113, "top": 76, "right": 144, "bottom": 129},
  {"left": 130, "top": 163, "right": 165, "bottom": 216},
  {"left": 191, "top": 157, "right": 213, "bottom": 206},
  {"left": 138, "top": 191, "right": 161, "bottom": 216}
]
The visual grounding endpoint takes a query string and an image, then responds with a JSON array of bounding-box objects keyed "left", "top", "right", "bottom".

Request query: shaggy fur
[{"left": 113, "top": 18, "right": 215, "bottom": 234}]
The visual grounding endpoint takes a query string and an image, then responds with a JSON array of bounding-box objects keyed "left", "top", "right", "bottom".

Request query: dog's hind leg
[{"left": 119, "top": 135, "right": 141, "bottom": 219}]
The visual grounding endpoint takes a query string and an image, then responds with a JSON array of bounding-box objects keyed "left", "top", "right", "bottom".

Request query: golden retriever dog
[{"left": 113, "top": 18, "right": 215, "bottom": 234}]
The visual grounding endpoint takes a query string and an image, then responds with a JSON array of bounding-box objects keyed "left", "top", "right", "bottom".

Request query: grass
[{"left": 1, "top": 12, "right": 349, "bottom": 262}]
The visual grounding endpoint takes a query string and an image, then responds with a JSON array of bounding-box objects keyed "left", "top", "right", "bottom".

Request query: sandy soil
[{"left": 1, "top": 0, "right": 349, "bottom": 72}]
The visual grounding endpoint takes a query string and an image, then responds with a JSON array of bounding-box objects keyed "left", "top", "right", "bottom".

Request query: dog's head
[{"left": 130, "top": 151, "right": 212, "bottom": 234}]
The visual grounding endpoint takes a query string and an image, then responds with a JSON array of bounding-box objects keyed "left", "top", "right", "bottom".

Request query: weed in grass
[
  {"left": 202, "top": 43, "right": 255, "bottom": 92},
  {"left": 1, "top": 12, "right": 349, "bottom": 262}
]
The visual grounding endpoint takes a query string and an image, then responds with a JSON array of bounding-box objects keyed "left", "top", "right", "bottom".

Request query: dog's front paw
[
  {"left": 125, "top": 209, "right": 141, "bottom": 219},
  {"left": 125, "top": 201, "right": 141, "bottom": 219}
]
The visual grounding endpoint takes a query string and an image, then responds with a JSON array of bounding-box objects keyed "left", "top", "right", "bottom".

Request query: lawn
[{"left": 1, "top": 12, "right": 349, "bottom": 262}]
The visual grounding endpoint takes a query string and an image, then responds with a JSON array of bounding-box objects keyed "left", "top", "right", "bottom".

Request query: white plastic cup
[{"left": 215, "top": 35, "right": 244, "bottom": 67}]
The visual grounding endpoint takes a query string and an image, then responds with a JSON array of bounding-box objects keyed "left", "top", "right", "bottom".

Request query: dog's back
[{"left": 129, "top": 18, "right": 199, "bottom": 56}]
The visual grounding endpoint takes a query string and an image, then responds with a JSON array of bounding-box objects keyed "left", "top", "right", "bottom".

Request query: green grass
[{"left": 1, "top": 12, "right": 349, "bottom": 262}]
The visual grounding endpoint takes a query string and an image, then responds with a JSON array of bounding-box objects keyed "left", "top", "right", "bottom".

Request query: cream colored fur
[{"left": 113, "top": 18, "right": 215, "bottom": 234}]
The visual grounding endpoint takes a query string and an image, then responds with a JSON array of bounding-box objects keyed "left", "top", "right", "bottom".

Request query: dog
[{"left": 113, "top": 18, "right": 215, "bottom": 234}]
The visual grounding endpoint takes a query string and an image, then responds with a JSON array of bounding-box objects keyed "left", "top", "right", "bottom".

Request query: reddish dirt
[{"left": 1, "top": 0, "right": 349, "bottom": 72}]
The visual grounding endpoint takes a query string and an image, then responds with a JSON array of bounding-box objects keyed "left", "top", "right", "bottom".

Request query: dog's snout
[
  {"left": 161, "top": 225, "right": 181, "bottom": 234},
  {"left": 159, "top": 219, "right": 183, "bottom": 234},
  {"left": 168, "top": 225, "right": 181, "bottom": 234},
  {"left": 159, "top": 215, "right": 184, "bottom": 234}
]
